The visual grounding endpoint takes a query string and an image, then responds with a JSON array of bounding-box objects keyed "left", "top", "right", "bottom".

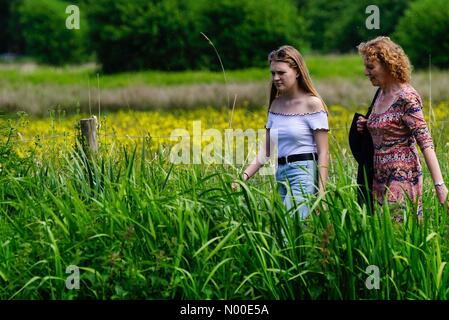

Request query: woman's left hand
[
  {"left": 436, "top": 184, "right": 448, "bottom": 206},
  {"left": 316, "top": 189, "right": 328, "bottom": 213}
]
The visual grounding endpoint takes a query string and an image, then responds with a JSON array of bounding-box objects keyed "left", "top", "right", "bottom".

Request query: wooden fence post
[{"left": 79, "top": 117, "right": 97, "bottom": 152}]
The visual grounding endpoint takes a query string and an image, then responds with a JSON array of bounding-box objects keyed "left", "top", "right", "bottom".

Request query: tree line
[{"left": 0, "top": 0, "right": 448, "bottom": 72}]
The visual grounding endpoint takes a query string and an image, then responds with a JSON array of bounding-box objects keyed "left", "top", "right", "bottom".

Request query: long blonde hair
[{"left": 268, "top": 45, "right": 327, "bottom": 111}]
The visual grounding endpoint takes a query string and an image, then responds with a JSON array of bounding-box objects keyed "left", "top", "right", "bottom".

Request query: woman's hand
[
  {"left": 436, "top": 184, "right": 448, "bottom": 206},
  {"left": 356, "top": 116, "right": 367, "bottom": 133},
  {"left": 231, "top": 172, "right": 249, "bottom": 191}
]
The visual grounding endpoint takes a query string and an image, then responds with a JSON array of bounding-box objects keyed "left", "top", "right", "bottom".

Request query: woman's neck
[
  {"left": 278, "top": 85, "right": 305, "bottom": 99},
  {"left": 380, "top": 80, "right": 404, "bottom": 95}
]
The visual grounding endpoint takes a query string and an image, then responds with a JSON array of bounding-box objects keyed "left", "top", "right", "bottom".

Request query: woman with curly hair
[{"left": 355, "top": 36, "right": 447, "bottom": 217}]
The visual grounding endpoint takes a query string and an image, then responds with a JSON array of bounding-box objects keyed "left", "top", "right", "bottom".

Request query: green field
[
  {"left": 2, "top": 54, "right": 448, "bottom": 117},
  {"left": 2, "top": 0, "right": 449, "bottom": 302},
  {"left": 0, "top": 55, "right": 364, "bottom": 87},
  {"left": 1, "top": 54, "right": 449, "bottom": 300},
  {"left": 1, "top": 135, "right": 449, "bottom": 299}
]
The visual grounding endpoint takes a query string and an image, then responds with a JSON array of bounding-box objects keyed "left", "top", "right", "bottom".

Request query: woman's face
[
  {"left": 363, "top": 58, "right": 391, "bottom": 87},
  {"left": 270, "top": 61, "right": 298, "bottom": 94}
]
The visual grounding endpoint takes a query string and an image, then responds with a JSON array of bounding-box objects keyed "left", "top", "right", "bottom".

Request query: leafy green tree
[
  {"left": 0, "top": 0, "right": 9, "bottom": 53},
  {"left": 0, "top": 0, "right": 26, "bottom": 54},
  {"left": 302, "top": 0, "right": 410, "bottom": 52},
  {"left": 87, "top": 0, "right": 308, "bottom": 72},
  {"left": 87, "top": 0, "right": 199, "bottom": 73},
  {"left": 196, "top": 0, "right": 308, "bottom": 70},
  {"left": 300, "top": 0, "right": 348, "bottom": 52},
  {"left": 394, "top": 0, "right": 449, "bottom": 69},
  {"left": 16, "top": 0, "right": 89, "bottom": 65}
]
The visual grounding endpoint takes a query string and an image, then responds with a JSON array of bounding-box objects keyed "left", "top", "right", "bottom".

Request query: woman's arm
[
  {"left": 401, "top": 91, "right": 448, "bottom": 205},
  {"left": 241, "top": 158, "right": 264, "bottom": 181},
  {"left": 314, "top": 130, "right": 329, "bottom": 195},
  {"left": 422, "top": 147, "right": 448, "bottom": 205},
  {"left": 241, "top": 128, "right": 270, "bottom": 181},
  {"left": 231, "top": 129, "right": 269, "bottom": 192}
]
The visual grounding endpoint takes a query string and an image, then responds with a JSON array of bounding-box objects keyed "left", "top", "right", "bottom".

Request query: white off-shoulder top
[{"left": 265, "top": 110, "right": 329, "bottom": 158}]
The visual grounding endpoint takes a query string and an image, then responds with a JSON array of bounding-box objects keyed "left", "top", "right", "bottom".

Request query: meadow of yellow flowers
[{"left": 2, "top": 102, "right": 448, "bottom": 161}]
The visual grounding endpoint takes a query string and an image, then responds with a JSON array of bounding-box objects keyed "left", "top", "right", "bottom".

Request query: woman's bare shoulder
[
  {"left": 306, "top": 95, "right": 325, "bottom": 113},
  {"left": 270, "top": 95, "right": 325, "bottom": 114}
]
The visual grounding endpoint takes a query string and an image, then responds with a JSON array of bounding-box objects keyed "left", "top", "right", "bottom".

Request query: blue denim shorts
[{"left": 275, "top": 160, "right": 318, "bottom": 219}]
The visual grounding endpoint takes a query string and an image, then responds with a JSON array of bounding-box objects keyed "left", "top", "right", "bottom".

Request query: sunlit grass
[
  {"left": 0, "top": 55, "right": 363, "bottom": 87},
  {"left": 1, "top": 103, "right": 449, "bottom": 299},
  {"left": 0, "top": 135, "right": 448, "bottom": 299}
]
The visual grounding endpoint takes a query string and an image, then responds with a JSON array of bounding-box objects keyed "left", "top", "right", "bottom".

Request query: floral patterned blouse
[{"left": 366, "top": 84, "right": 433, "bottom": 213}]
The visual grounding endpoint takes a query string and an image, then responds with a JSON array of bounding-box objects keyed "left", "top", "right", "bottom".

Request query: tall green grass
[{"left": 1, "top": 131, "right": 448, "bottom": 299}]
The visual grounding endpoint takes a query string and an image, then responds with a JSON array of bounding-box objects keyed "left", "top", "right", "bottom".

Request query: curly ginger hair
[{"left": 358, "top": 36, "right": 411, "bottom": 83}]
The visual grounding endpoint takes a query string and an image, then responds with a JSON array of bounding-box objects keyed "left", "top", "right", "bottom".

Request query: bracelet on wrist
[{"left": 435, "top": 182, "right": 445, "bottom": 187}]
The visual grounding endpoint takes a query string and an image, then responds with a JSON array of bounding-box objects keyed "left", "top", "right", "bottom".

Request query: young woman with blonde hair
[{"left": 234, "top": 45, "right": 329, "bottom": 220}]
